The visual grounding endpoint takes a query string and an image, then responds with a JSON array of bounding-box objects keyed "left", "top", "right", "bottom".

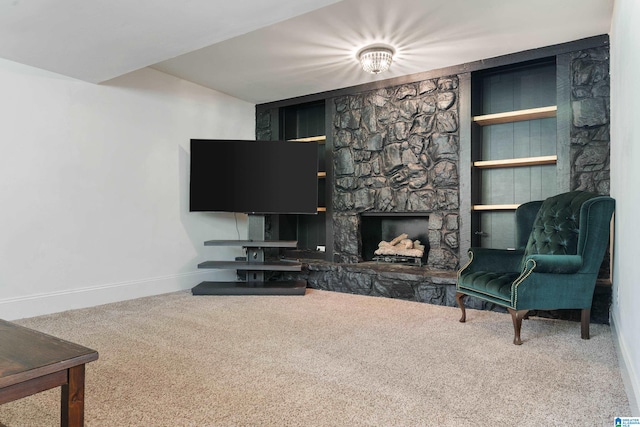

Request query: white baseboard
[
  {"left": 0, "top": 270, "right": 229, "bottom": 321},
  {"left": 611, "top": 312, "right": 640, "bottom": 416}
]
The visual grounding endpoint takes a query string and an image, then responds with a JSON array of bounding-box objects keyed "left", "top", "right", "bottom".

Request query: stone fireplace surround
[
  {"left": 300, "top": 75, "right": 467, "bottom": 305},
  {"left": 261, "top": 45, "right": 611, "bottom": 324},
  {"left": 331, "top": 77, "right": 461, "bottom": 270},
  {"left": 284, "top": 76, "right": 469, "bottom": 309}
]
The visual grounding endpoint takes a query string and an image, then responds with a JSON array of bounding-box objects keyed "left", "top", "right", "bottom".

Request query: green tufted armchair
[{"left": 456, "top": 191, "right": 615, "bottom": 345}]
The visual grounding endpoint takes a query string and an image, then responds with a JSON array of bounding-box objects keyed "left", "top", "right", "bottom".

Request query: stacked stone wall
[
  {"left": 570, "top": 47, "right": 610, "bottom": 194},
  {"left": 331, "top": 77, "right": 460, "bottom": 269}
]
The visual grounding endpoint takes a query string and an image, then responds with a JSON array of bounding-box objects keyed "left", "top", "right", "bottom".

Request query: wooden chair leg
[
  {"left": 507, "top": 308, "right": 529, "bottom": 345},
  {"left": 581, "top": 308, "right": 591, "bottom": 340},
  {"left": 455, "top": 292, "right": 466, "bottom": 323}
]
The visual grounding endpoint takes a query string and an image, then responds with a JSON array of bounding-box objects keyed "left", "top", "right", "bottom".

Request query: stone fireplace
[
  {"left": 258, "top": 44, "right": 612, "bottom": 324},
  {"left": 331, "top": 77, "right": 461, "bottom": 270}
]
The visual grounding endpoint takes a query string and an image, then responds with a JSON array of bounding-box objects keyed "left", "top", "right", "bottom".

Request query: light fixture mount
[{"left": 358, "top": 45, "right": 395, "bottom": 74}]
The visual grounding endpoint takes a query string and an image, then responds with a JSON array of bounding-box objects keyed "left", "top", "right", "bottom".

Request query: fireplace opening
[{"left": 360, "top": 213, "right": 430, "bottom": 265}]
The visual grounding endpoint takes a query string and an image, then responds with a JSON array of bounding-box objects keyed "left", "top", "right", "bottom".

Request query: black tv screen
[{"left": 189, "top": 139, "right": 319, "bottom": 214}]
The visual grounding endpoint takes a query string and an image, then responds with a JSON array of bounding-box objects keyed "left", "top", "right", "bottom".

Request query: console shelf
[
  {"left": 193, "top": 237, "right": 306, "bottom": 296},
  {"left": 192, "top": 280, "right": 307, "bottom": 296},
  {"left": 197, "top": 260, "right": 303, "bottom": 271},
  {"left": 203, "top": 240, "right": 298, "bottom": 248}
]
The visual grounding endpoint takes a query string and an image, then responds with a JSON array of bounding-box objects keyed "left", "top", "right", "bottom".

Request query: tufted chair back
[{"left": 520, "top": 191, "right": 598, "bottom": 269}]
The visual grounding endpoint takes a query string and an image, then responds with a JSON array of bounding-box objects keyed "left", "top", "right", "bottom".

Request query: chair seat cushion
[{"left": 458, "top": 271, "right": 519, "bottom": 303}]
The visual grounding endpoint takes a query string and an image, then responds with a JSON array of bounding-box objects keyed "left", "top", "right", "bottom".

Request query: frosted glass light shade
[{"left": 359, "top": 47, "right": 394, "bottom": 74}]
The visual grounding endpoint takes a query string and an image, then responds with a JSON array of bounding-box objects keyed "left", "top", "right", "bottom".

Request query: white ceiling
[{"left": 0, "top": 0, "right": 613, "bottom": 104}]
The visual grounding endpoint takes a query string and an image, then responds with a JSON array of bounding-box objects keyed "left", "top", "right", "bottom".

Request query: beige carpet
[{"left": 0, "top": 289, "right": 631, "bottom": 426}]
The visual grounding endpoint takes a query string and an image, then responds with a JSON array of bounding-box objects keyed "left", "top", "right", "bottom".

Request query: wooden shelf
[
  {"left": 289, "top": 135, "right": 326, "bottom": 143},
  {"left": 317, "top": 207, "right": 327, "bottom": 212},
  {"left": 473, "top": 106, "right": 557, "bottom": 126},
  {"left": 473, "top": 155, "right": 557, "bottom": 169},
  {"left": 472, "top": 204, "right": 521, "bottom": 211},
  {"left": 317, "top": 171, "right": 326, "bottom": 178}
]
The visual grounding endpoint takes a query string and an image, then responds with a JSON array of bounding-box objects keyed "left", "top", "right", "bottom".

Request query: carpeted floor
[{"left": 0, "top": 289, "right": 631, "bottom": 426}]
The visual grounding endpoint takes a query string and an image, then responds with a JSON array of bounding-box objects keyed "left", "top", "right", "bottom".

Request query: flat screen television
[{"left": 189, "top": 139, "right": 319, "bottom": 214}]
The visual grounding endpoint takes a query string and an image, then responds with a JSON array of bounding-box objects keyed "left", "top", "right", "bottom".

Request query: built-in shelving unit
[
  {"left": 472, "top": 105, "right": 558, "bottom": 211},
  {"left": 471, "top": 59, "right": 558, "bottom": 248},
  {"left": 258, "top": 99, "right": 330, "bottom": 260},
  {"left": 278, "top": 101, "right": 329, "bottom": 259},
  {"left": 289, "top": 135, "right": 327, "bottom": 213},
  {"left": 192, "top": 239, "right": 306, "bottom": 296}
]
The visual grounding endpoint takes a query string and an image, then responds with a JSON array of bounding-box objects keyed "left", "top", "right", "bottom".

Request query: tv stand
[{"left": 191, "top": 214, "right": 306, "bottom": 296}]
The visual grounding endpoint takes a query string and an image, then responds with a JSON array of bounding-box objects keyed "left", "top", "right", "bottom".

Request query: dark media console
[
  {"left": 192, "top": 215, "right": 307, "bottom": 296},
  {"left": 192, "top": 240, "right": 306, "bottom": 295}
]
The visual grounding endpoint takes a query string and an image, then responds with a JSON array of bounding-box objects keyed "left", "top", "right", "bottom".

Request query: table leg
[{"left": 61, "top": 364, "right": 86, "bottom": 427}]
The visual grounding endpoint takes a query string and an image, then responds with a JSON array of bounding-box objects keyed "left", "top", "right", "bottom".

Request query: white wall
[
  {"left": 0, "top": 59, "right": 254, "bottom": 320},
  {"left": 610, "top": 0, "right": 640, "bottom": 415}
]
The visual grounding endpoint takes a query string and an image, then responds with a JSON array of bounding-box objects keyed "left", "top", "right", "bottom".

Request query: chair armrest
[
  {"left": 523, "top": 254, "right": 583, "bottom": 274},
  {"left": 464, "top": 248, "right": 524, "bottom": 273}
]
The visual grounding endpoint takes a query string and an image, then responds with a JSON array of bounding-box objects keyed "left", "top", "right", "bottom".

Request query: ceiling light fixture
[{"left": 358, "top": 46, "right": 395, "bottom": 74}]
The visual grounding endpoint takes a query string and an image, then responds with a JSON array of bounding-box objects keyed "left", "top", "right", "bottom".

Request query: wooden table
[{"left": 0, "top": 319, "right": 98, "bottom": 426}]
